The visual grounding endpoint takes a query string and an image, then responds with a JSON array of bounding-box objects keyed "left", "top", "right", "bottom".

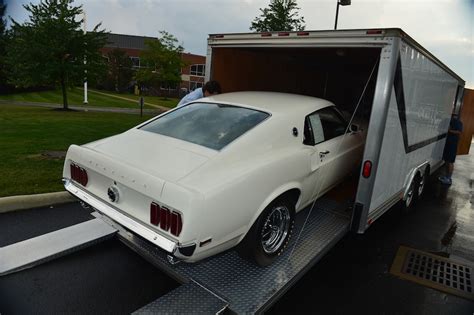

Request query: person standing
[
  {"left": 439, "top": 113, "right": 463, "bottom": 185},
  {"left": 177, "top": 80, "right": 222, "bottom": 107}
]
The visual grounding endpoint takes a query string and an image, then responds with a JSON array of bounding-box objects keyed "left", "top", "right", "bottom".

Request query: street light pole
[
  {"left": 83, "top": 11, "right": 88, "bottom": 104},
  {"left": 334, "top": 0, "right": 351, "bottom": 30}
]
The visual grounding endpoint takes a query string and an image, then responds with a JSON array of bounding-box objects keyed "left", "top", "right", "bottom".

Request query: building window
[
  {"left": 130, "top": 57, "right": 140, "bottom": 68},
  {"left": 189, "top": 81, "right": 203, "bottom": 91},
  {"left": 190, "top": 64, "right": 205, "bottom": 76}
]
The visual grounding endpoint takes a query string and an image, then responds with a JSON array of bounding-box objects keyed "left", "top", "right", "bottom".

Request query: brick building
[{"left": 100, "top": 33, "right": 206, "bottom": 95}]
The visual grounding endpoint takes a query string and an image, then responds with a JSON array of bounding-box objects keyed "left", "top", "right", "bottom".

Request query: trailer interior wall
[{"left": 211, "top": 47, "right": 380, "bottom": 119}]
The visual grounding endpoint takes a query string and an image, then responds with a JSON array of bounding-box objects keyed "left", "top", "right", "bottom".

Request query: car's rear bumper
[{"left": 64, "top": 179, "right": 186, "bottom": 256}]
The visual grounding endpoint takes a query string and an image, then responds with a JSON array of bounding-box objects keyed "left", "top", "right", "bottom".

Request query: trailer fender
[{"left": 403, "top": 161, "right": 430, "bottom": 200}]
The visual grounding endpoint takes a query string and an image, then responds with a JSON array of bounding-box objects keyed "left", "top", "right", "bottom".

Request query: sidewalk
[
  {"left": 0, "top": 100, "right": 165, "bottom": 115},
  {"left": 81, "top": 88, "right": 170, "bottom": 111}
]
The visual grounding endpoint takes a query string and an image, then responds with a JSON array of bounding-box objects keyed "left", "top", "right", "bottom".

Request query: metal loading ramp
[
  {"left": 0, "top": 218, "right": 117, "bottom": 276},
  {"left": 116, "top": 198, "right": 350, "bottom": 314},
  {"left": 0, "top": 197, "right": 349, "bottom": 313}
]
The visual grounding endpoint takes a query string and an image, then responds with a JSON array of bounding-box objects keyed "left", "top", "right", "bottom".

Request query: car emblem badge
[{"left": 107, "top": 186, "right": 120, "bottom": 203}]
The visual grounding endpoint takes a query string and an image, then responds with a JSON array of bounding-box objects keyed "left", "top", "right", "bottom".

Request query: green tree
[
  {"left": 5, "top": 0, "right": 107, "bottom": 109},
  {"left": 99, "top": 48, "right": 134, "bottom": 93},
  {"left": 250, "top": 0, "right": 305, "bottom": 32},
  {"left": 135, "top": 31, "right": 185, "bottom": 95},
  {"left": 0, "top": 2, "right": 8, "bottom": 93}
]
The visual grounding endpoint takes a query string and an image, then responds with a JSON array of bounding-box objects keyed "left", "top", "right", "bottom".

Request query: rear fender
[{"left": 240, "top": 182, "right": 302, "bottom": 242}]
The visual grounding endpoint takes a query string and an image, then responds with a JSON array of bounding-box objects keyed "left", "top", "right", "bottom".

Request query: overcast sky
[{"left": 5, "top": 0, "right": 474, "bottom": 87}]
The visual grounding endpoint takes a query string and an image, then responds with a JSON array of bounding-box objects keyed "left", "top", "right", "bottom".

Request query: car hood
[{"left": 85, "top": 129, "right": 217, "bottom": 183}]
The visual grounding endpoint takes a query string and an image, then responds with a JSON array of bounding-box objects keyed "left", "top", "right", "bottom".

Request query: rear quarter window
[{"left": 140, "top": 102, "right": 270, "bottom": 150}]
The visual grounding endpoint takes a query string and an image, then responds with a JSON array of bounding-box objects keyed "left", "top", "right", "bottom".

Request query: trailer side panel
[{"left": 367, "top": 40, "right": 459, "bottom": 219}]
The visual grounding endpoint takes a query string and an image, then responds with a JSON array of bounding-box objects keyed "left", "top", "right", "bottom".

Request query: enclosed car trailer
[
  {"left": 0, "top": 28, "right": 465, "bottom": 314},
  {"left": 205, "top": 28, "right": 465, "bottom": 233}
]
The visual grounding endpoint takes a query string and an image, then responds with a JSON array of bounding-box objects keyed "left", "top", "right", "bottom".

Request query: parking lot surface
[{"left": 1, "top": 152, "right": 473, "bottom": 314}]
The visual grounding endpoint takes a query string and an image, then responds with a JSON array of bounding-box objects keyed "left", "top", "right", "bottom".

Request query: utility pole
[
  {"left": 334, "top": 0, "right": 351, "bottom": 30},
  {"left": 83, "top": 11, "right": 88, "bottom": 104}
]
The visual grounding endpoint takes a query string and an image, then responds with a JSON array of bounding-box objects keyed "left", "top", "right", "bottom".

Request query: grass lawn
[
  {"left": 0, "top": 104, "right": 153, "bottom": 197},
  {"left": 0, "top": 88, "right": 180, "bottom": 109}
]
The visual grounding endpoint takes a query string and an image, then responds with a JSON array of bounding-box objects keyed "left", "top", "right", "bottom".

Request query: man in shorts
[{"left": 439, "top": 113, "right": 463, "bottom": 185}]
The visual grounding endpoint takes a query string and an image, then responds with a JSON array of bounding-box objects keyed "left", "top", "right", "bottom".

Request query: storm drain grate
[{"left": 390, "top": 246, "right": 474, "bottom": 301}]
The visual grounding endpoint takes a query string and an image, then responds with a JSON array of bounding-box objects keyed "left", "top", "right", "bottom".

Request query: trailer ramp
[
  {"left": 134, "top": 281, "right": 228, "bottom": 314},
  {"left": 113, "top": 198, "right": 350, "bottom": 314},
  {"left": 0, "top": 218, "right": 117, "bottom": 276}
]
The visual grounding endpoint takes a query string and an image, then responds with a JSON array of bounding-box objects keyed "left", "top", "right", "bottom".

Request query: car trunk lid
[{"left": 86, "top": 129, "right": 216, "bottom": 183}]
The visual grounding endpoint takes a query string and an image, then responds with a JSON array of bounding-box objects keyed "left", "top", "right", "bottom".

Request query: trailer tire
[
  {"left": 402, "top": 178, "right": 416, "bottom": 212},
  {"left": 416, "top": 168, "right": 428, "bottom": 201},
  {"left": 238, "top": 199, "right": 295, "bottom": 266}
]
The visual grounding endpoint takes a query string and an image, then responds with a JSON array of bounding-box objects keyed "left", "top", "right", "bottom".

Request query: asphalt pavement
[{"left": 1, "top": 152, "right": 473, "bottom": 314}]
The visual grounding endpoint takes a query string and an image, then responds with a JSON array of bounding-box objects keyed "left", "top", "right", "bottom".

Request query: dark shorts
[{"left": 443, "top": 141, "right": 458, "bottom": 163}]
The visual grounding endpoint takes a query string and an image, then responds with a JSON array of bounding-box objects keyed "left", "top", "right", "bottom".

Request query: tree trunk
[{"left": 60, "top": 74, "right": 68, "bottom": 110}]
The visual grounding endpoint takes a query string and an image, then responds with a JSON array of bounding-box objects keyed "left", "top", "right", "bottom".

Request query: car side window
[
  {"left": 308, "top": 114, "right": 325, "bottom": 144},
  {"left": 319, "top": 107, "right": 347, "bottom": 140},
  {"left": 304, "top": 107, "right": 347, "bottom": 145}
]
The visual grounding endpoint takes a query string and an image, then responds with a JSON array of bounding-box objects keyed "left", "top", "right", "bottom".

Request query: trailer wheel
[
  {"left": 403, "top": 179, "right": 416, "bottom": 211},
  {"left": 238, "top": 199, "right": 295, "bottom": 266},
  {"left": 416, "top": 168, "right": 428, "bottom": 200}
]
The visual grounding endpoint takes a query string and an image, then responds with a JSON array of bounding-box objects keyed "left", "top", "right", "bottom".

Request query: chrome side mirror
[{"left": 350, "top": 124, "right": 360, "bottom": 133}]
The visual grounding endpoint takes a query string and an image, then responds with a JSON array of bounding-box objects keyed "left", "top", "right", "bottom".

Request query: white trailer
[
  {"left": 1, "top": 28, "right": 465, "bottom": 314},
  {"left": 204, "top": 28, "right": 465, "bottom": 233}
]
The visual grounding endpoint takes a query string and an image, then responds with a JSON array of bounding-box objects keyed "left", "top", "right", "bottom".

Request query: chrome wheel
[{"left": 261, "top": 205, "right": 291, "bottom": 254}]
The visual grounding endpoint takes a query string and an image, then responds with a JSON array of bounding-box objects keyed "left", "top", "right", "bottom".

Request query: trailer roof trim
[{"left": 208, "top": 28, "right": 464, "bottom": 85}]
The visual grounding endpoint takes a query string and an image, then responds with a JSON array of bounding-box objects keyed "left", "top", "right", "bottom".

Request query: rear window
[{"left": 140, "top": 102, "right": 270, "bottom": 150}]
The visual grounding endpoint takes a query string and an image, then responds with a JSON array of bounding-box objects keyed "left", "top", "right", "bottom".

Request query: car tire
[{"left": 239, "top": 199, "right": 295, "bottom": 266}]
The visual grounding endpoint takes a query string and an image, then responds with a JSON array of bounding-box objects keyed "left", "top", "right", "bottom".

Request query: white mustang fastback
[{"left": 63, "top": 92, "right": 365, "bottom": 266}]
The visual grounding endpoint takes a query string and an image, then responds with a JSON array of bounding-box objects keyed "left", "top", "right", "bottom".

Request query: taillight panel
[
  {"left": 150, "top": 202, "right": 182, "bottom": 237},
  {"left": 70, "top": 163, "right": 88, "bottom": 186},
  {"left": 160, "top": 207, "right": 171, "bottom": 231},
  {"left": 170, "top": 212, "right": 182, "bottom": 236},
  {"left": 150, "top": 203, "right": 160, "bottom": 225}
]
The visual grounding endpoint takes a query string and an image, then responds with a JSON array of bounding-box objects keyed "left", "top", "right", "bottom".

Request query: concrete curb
[{"left": 0, "top": 192, "right": 76, "bottom": 214}]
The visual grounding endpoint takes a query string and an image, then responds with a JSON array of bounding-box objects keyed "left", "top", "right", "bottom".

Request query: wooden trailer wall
[{"left": 458, "top": 88, "right": 474, "bottom": 155}]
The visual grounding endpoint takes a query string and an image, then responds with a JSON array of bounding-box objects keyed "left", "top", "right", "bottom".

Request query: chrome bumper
[{"left": 64, "top": 179, "right": 177, "bottom": 254}]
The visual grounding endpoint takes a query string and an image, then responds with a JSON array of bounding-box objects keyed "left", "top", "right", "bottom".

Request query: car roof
[{"left": 199, "top": 91, "right": 334, "bottom": 116}]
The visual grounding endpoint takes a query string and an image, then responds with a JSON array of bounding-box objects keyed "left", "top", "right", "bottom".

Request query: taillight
[
  {"left": 362, "top": 160, "right": 372, "bottom": 178},
  {"left": 159, "top": 207, "right": 170, "bottom": 230},
  {"left": 150, "top": 202, "right": 182, "bottom": 237},
  {"left": 170, "top": 212, "right": 183, "bottom": 236},
  {"left": 150, "top": 203, "right": 160, "bottom": 225},
  {"left": 70, "top": 163, "right": 88, "bottom": 186}
]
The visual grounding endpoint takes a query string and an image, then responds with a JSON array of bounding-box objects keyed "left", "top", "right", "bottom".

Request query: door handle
[{"left": 319, "top": 150, "right": 330, "bottom": 158}]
